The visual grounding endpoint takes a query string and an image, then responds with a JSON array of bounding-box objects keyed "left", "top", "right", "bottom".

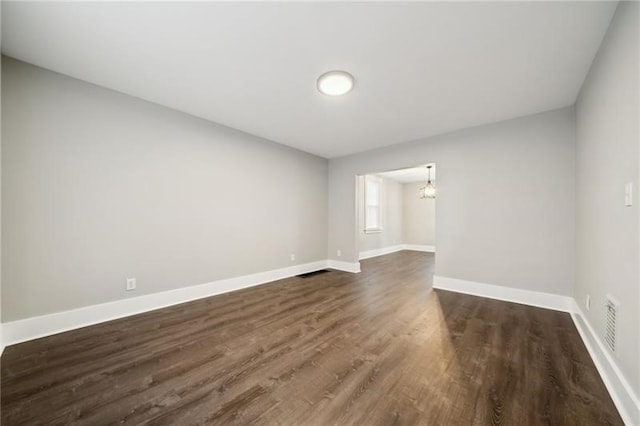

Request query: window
[{"left": 365, "top": 175, "right": 382, "bottom": 233}]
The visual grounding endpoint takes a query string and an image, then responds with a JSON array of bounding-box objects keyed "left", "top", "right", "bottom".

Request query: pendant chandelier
[{"left": 419, "top": 165, "right": 436, "bottom": 199}]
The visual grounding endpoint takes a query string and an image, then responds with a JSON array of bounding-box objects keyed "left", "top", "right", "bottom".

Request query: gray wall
[
  {"left": 402, "top": 182, "right": 435, "bottom": 247},
  {"left": 2, "top": 57, "right": 328, "bottom": 321},
  {"left": 357, "top": 176, "right": 403, "bottom": 253},
  {"left": 575, "top": 1, "right": 639, "bottom": 396},
  {"left": 328, "top": 107, "right": 575, "bottom": 295}
]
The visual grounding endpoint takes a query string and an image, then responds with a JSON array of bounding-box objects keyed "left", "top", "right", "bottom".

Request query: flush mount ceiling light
[{"left": 317, "top": 70, "right": 354, "bottom": 96}]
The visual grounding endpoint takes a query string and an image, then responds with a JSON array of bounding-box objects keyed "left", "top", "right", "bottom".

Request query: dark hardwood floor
[{"left": 1, "top": 251, "right": 623, "bottom": 425}]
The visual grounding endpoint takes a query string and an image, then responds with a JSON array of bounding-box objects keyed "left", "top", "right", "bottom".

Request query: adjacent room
[
  {"left": 1, "top": 1, "right": 638, "bottom": 424},
  {"left": 357, "top": 165, "right": 436, "bottom": 261}
]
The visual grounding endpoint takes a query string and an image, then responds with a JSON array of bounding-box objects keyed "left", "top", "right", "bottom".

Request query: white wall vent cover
[{"left": 604, "top": 295, "right": 620, "bottom": 354}]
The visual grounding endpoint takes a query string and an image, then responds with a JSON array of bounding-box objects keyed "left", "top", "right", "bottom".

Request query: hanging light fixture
[{"left": 419, "top": 165, "right": 436, "bottom": 199}]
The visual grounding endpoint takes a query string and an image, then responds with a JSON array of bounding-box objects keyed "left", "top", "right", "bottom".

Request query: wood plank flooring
[{"left": 1, "top": 251, "right": 623, "bottom": 425}]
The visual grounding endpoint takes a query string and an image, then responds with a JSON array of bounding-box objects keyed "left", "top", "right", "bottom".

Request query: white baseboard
[
  {"left": 327, "top": 259, "right": 361, "bottom": 273},
  {"left": 433, "top": 275, "right": 573, "bottom": 312},
  {"left": 359, "top": 245, "right": 404, "bottom": 260},
  {"left": 2, "top": 260, "right": 330, "bottom": 348},
  {"left": 433, "top": 275, "right": 639, "bottom": 424},
  {"left": 570, "top": 302, "right": 640, "bottom": 426},
  {"left": 403, "top": 244, "right": 435, "bottom": 252},
  {"left": 359, "top": 244, "right": 435, "bottom": 260}
]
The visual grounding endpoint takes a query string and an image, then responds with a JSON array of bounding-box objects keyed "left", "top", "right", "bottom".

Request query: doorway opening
[{"left": 356, "top": 164, "right": 436, "bottom": 266}]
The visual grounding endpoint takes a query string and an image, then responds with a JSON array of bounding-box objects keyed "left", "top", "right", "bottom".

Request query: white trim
[
  {"left": 363, "top": 228, "right": 383, "bottom": 234},
  {"left": 2, "top": 260, "right": 329, "bottom": 348},
  {"left": 327, "top": 260, "right": 361, "bottom": 273},
  {"left": 571, "top": 302, "right": 640, "bottom": 426},
  {"left": 359, "top": 245, "right": 404, "bottom": 260},
  {"left": 359, "top": 244, "right": 435, "bottom": 260},
  {"left": 403, "top": 244, "right": 435, "bottom": 253},
  {"left": 433, "top": 275, "right": 639, "bottom": 424},
  {"left": 433, "top": 275, "right": 574, "bottom": 313}
]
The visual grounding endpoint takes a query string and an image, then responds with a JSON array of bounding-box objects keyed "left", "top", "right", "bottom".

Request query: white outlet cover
[
  {"left": 126, "top": 278, "right": 136, "bottom": 291},
  {"left": 625, "top": 182, "right": 633, "bottom": 206}
]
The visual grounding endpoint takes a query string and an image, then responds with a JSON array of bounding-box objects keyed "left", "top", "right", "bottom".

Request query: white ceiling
[
  {"left": 376, "top": 166, "right": 436, "bottom": 184},
  {"left": 2, "top": 2, "right": 617, "bottom": 159}
]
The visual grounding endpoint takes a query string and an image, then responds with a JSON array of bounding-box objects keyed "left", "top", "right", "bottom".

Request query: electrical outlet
[
  {"left": 126, "top": 278, "right": 136, "bottom": 291},
  {"left": 586, "top": 294, "right": 590, "bottom": 311},
  {"left": 337, "top": 249, "right": 342, "bottom": 257},
  {"left": 290, "top": 253, "right": 295, "bottom": 261}
]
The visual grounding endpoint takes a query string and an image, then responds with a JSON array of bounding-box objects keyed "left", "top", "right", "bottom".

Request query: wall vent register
[{"left": 604, "top": 295, "right": 619, "bottom": 353}]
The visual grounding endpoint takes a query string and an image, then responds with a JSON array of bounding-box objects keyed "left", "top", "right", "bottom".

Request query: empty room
[{"left": 1, "top": 1, "right": 639, "bottom": 425}]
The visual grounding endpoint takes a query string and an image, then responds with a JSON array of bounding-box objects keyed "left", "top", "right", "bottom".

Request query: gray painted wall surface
[
  {"left": 575, "top": 1, "right": 639, "bottom": 396},
  {"left": 328, "top": 108, "right": 575, "bottom": 296},
  {"left": 2, "top": 58, "right": 328, "bottom": 321},
  {"left": 402, "top": 182, "right": 435, "bottom": 247}
]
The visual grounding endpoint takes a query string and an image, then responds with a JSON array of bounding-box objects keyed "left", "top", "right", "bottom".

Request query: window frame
[{"left": 364, "top": 175, "right": 383, "bottom": 233}]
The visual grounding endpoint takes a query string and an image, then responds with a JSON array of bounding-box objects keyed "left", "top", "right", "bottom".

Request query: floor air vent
[
  {"left": 296, "top": 269, "right": 330, "bottom": 279},
  {"left": 604, "top": 295, "right": 620, "bottom": 354}
]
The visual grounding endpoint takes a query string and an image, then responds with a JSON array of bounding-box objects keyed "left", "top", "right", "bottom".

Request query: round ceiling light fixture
[{"left": 317, "top": 70, "right": 354, "bottom": 96}]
